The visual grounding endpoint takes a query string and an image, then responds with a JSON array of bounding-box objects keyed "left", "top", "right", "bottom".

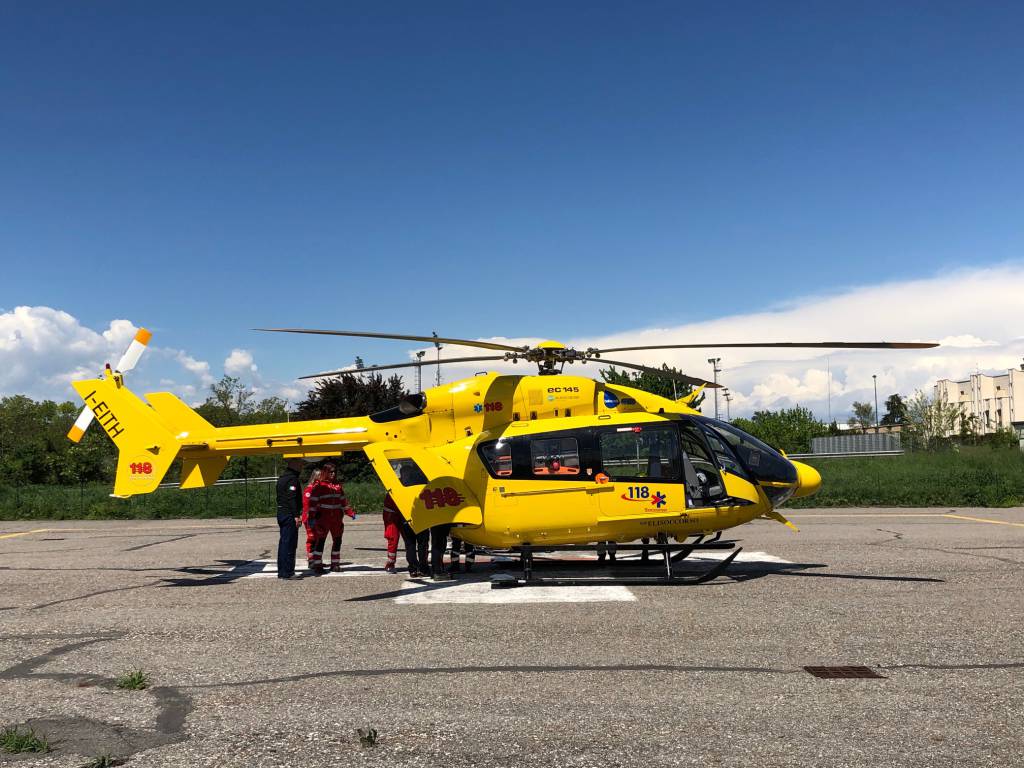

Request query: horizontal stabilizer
[
  {"left": 180, "top": 456, "right": 230, "bottom": 489},
  {"left": 145, "top": 392, "right": 215, "bottom": 438}
]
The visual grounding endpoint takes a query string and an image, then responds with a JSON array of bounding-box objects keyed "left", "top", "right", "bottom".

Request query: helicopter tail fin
[
  {"left": 364, "top": 443, "right": 482, "bottom": 533},
  {"left": 143, "top": 393, "right": 230, "bottom": 488},
  {"left": 71, "top": 374, "right": 182, "bottom": 497}
]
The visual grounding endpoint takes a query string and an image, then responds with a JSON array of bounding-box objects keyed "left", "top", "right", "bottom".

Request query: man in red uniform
[{"left": 307, "top": 462, "right": 355, "bottom": 573}]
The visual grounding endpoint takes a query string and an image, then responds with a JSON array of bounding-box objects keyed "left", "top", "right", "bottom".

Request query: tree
[
  {"left": 196, "top": 376, "right": 256, "bottom": 427},
  {"left": 599, "top": 364, "right": 706, "bottom": 411},
  {"left": 903, "top": 389, "right": 959, "bottom": 450},
  {"left": 730, "top": 406, "right": 828, "bottom": 453},
  {"left": 848, "top": 401, "right": 875, "bottom": 429},
  {"left": 0, "top": 395, "right": 116, "bottom": 485},
  {"left": 296, "top": 373, "right": 406, "bottom": 420},
  {"left": 881, "top": 394, "right": 907, "bottom": 426},
  {"left": 296, "top": 373, "right": 407, "bottom": 482}
]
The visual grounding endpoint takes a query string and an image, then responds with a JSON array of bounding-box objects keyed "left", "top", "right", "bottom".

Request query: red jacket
[
  {"left": 382, "top": 493, "right": 405, "bottom": 527},
  {"left": 305, "top": 480, "right": 354, "bottom": 521}
]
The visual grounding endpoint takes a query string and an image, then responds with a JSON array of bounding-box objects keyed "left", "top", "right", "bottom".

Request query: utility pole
[
  {"left": 723, "top": 388, "right": 732, "bottom": 421},
  {"left": 432, "top": 331, "right": 443, "bottom": 387},
  {"left": 707, "top": 358, "right": 722, "bottom": 419},
  {"left": 872, "top": 374, "right": 879, "bottom": 432},
  {"left": 415, "top": 350, "right": 426, "bottom": 392},
  {"left": 826, "top": 356, "right": 832, "bottom": 424}
]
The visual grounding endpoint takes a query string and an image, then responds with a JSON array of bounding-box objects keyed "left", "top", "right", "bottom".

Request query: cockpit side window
[
  {"left": 678, "top": 422, "right": 725, "bottom": 507},
  {"left": 699, "top": 425, "right": 751, "bottom": 481},
  {"left": 701, "top": 418, "right": 798, "bottom": 484}
]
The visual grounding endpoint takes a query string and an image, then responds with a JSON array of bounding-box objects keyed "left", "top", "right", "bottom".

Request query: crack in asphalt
[
  {"left": 867, "top": 527, "right": 1024, "bottom": 568},
  {"left": 183, "top": 657, "right": 1024, "bottom": 689},
  {"left": 0, "top": 632, "right": 194, "bottom": 761},
  {"left": 123, "top": 534, "right": 197, "bottom": 552}
]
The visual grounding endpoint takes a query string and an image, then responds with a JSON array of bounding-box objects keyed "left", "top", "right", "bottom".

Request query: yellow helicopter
[{"left": 68, "top": 328, "right": 936, "bottom": 584}]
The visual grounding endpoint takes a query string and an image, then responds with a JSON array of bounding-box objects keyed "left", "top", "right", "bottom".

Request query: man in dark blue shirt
[{"left": 276, "top": 458, "right": 305, "bottom": 579}]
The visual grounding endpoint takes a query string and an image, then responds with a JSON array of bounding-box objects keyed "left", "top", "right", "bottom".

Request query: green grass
[
  {"left": 0, "top": 480, "right": 386, "bottom": 521},
  {"left": 357, "top": 726, "right": 379, "bottom": 747},
  {"left": 81, "top": 755, "right": 122, "bottom": 768},
  {"left": 1, "top": 725, "right": 50, "bottom": 754},
  {"left": 790, "top": 447, "right": 1024, "bottom": 508},
  {"left": 114, "top": 669, "right": 150, "bottom": 690},
  {"left": 2, "top": 449, "right": 1022, "bottom": 519}
]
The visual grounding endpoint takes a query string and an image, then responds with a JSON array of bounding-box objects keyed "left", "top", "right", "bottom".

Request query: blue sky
[{"left": 2, "top": 3, "right": 1023, "bottom": 414}]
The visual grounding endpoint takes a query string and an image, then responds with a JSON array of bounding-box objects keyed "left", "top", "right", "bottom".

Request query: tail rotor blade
[
  {"left": 67, "top": 327, "right": 152, "bottom": 443},
  {"left": 67, "top": 407, "right": 95, "bottom": 443},
  {"left": 115, "top": 328, "right": 152, "bottom": 372}
]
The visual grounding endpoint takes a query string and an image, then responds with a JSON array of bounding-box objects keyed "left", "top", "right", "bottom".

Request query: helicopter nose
[{"left": 790, "top": 460, "right": 821, "bottom": 498}]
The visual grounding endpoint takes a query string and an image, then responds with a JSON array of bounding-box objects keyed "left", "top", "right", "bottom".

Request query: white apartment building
[{"left": 934, "top": 366, "right": 1024, "bottom": 438}]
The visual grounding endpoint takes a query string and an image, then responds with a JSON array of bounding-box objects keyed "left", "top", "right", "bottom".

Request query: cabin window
[
  {"left": 388, "top": 458, "right": 428, "bottom": 486},
  {"left": 479, "top": 440, "right": 514, "bottom": 477},
  {"left": 598, "top": 426, "right": 681, "bottom": 482},
  {"left": 530, "top": 437, "right": 581, "bottom": 476}
]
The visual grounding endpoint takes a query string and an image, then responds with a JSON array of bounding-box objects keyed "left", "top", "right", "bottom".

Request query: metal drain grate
[{"left": 804, "top": 666, "right": 886, "bottom": 679}]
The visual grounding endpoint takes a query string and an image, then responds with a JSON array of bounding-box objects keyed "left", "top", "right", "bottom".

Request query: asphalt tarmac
[{"left": 1, "top": 508, "right": 1022, "bottom": 767}]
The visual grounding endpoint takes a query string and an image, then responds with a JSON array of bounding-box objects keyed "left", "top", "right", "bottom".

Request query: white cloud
[
  {"left": 0, "top": 306, "right": 218, "bottom": 403},
  {"left": 6, "top": 264, "right": 1024, "bottom": 424},
  {"left": 224, "top": 348, "right": 258, "bottom": 377},
  {"left": 403, "top": 263, "right": 1024, "bottom": 421},
  {"left": 167, "top": 349, "right": 215, "bottom": 386}
]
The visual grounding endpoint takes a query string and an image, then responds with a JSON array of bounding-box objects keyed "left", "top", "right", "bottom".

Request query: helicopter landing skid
[{"left": 489, "top": 537, "right": 742, "bottom": 588}]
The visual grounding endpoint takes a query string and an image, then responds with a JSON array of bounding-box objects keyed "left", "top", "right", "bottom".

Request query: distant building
[{"left": 934, "top": 367, "right": 1024, "bottom": 441}]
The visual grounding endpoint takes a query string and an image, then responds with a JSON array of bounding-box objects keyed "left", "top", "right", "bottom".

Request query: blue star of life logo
[{"left": 473, "top": 403, "right": 483, "bottom": 413}]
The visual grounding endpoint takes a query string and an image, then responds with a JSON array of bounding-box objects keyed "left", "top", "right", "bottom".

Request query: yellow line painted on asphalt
[
  {"left": 0, "top": 528, "right": 50, "bottom": 540},
  {"left": 943, "top": 514, "right": 1024, "bottom": 529}
]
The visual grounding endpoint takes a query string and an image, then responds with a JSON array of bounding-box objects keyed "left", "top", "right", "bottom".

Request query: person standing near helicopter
[
  {"left": 301, "top": 465, "right": 323, "bottom": 564},
  {"left": 306, "top": 461, "right": 356, "bottom": 573}
]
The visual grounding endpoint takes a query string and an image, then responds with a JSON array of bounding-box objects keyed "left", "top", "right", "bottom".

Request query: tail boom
[{"left": 71, "top": 373, "right": 407, "bottom": 496}]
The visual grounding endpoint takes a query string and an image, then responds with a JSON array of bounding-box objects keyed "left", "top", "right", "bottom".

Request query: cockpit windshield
[{"left": 700, "top": 418, "right": 797, "bottom": 484}]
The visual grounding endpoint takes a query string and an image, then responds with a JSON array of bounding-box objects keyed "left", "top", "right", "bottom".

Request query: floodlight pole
[
  {"left": 415, "top": 350, "right": 426, "bottom": 392},
  {"left": 723, "top": 388, "right": 731, "bottom": 421},
  {"left": 707, "top": 358, "right": 722, "bottom": 419},
  {"left": 873, "top": 374, "right": 879, "bottom": 432},
  {"left": 432, "top": 331, "right": 443, "bottom": 387}
]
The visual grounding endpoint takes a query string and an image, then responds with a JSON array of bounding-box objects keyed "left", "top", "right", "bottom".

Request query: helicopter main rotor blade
[
  {"left": 299, "top": 355, "right": 509, "bottom": 380},
  {"left": 594, "top": 358, "right": 722, "bottom": 388},
  {"left": 256, "top": 328, "right": 527, "bottom": 353},
  {"left": 595, "top": 341, "right": 939, "bottom": 353}
]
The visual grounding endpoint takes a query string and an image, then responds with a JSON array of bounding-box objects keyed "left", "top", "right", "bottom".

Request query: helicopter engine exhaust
[{"left": 398, "top": 393, "right": 427, "bottom": 416}]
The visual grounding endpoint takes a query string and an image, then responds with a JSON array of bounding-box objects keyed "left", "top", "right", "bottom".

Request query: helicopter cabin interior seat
[{"left": 647, "top": 453, "right": 662, "bottom": 478}]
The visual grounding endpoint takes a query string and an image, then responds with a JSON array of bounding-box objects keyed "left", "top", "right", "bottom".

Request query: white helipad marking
[
  {"left": 691, "top": 550, "right": 792, "bottom": 564},
  {"left": 241, "top": 559, "right": 389, "bottom": 578},
  {"left": 393, "top": 581, "right": 637, "bottom": 605}
]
